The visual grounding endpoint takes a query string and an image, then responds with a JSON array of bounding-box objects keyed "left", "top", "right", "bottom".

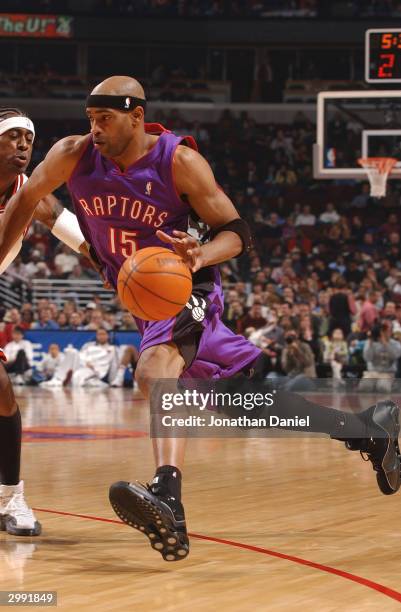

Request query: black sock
[
  {"left": 152, "top": 465, "right": 182, "bottom": 500},
  {"left": 0, "top": 408, "right": 21, "bottom": 485}
]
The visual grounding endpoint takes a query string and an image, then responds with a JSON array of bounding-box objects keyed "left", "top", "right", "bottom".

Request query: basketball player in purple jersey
[
  {"left": 0, "top": 107, "right": 92, "bottom": 537},
  {"left": 0, "top": 77, "right": 400, "bottom": 562}
]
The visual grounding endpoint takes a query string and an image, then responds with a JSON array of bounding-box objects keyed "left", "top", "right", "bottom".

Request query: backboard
[{"left": 314, "top": 90, "right": 401, "bottom": 179}]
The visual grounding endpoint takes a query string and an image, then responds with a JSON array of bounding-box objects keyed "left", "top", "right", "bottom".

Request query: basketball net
[{"left": 357, "top": 157, "right": 398, "bottom": 198}]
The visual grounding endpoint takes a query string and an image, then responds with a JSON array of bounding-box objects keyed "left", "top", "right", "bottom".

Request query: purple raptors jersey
[
  {"left": 67, "top": 124, "right": 261, "bottom": 378},
  {"left": 67, "top": 124, "right": 193, "bottom": 288}
]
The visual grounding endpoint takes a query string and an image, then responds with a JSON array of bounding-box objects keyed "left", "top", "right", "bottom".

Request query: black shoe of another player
[
  {"left": 344, "top": 400, "right": 401, "bottom": 495},
  {"left": 109, "top": 481, "right": 189, "bottom": 561}
]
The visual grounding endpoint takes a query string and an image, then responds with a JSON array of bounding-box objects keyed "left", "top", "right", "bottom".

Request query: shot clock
[{"left": 366, "top": 29, "right": 401, "bottom": 83}]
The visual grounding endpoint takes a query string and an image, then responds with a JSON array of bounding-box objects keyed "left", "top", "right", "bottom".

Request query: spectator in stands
[
  {"left": 248, "top": 313, "right": 285, "bottom": 351},
  {"left": 361, "top": 321, "right": 401, "bottom": 392},
  {"left": 379, "top": 213, "right": 400, "bottom": 238},
  {"left": 345, "top": 260, "right": 364, "bottom": 286},
  {"left": 119, "top": 311, "right": 138, "bottom": 331},
  {"left": 2, "top": 309, "right": 22, "bottom": 340},
  {"left": 189, "top": 121, "right": 210, "bottom": 147},
  {"left": 246, "top": 283, "right": 265, "bottom": 308},
  {"left": 4, "top": 327, "right": 33, "bottom": 385},
  {"left": 281, "top": 328, "right": 316, "bottom": 389},
  {"left": 351, "top": 183, "right": 371, "bottom": 208},
  {"left": 32, "top": 307, "right": 59, "bottom": 330},
  {"left": 83, "top": 308, "right": 111, "bottom": 331},
  {"left": 68, "top": 264, "right": 93, "bottom": 281},
  {"left": 56, "top": 312, "right": 70, "bottom": 329},
  {"left": 322, "top": 328, "right": 349, "bottom": 383},
  {"left": 385, "top": 268, "right": 401, "bottom": 295},
  {"left": 393, "top": 305, "right": 401, "bottom": 334},
  {"left": 358, "top": 291, "right": 380, "bottom": 334},
  {"left": 223, "top": 300, "right": 245, "bottom": 332},
  {"left": 264, "top": 212, "right": 283, "bottom": 239},
  {"left": 41, "top": 328, "right": 116, "bottom": 388},
  {"left": 6, "top": 256, "right": 29, "bottom": 281},
  {"left": 36, "top": 343, "right": 64, "bottom": 382},
  {"left": 387, "top": 231, "right": 401, "bottom": 248},
  {"left": 33, "top": 262, "right": 51, "bottom": 279},
  {"left": 19, "top": 307, "right": 34, "bottom": 330},
  {"left": 63, "top": 300, "right": 77, "bottom": 317},
  {"left": 328, "top": 278, "right": 356, "bottom": 336},
  {"left": 54, "top": 244, "right": 80, "bottom": 276},
  {"left": 382, "top": 301, "right": 397, "bottom": 325},
  {"left": 275, "top": 164, "right": 297, "bottom": 186},
  {"left": 110, "top": 345, "right": 139, "bottom": 388},
  {"left": 24, "top": 250, "right": 46, "bottom": 278},
  {"left": 271, "top": 129, "right": 294, "bottom": 157},
  {"left": 360, "top": 233, "right": 376, "bottom": 257},
  {"left": 296, "top": 302, "right": 320, "bottom": 336},
  {"left": 319, "top": 202, "right": 340, "bottom": 225},
  {"left": 69, "top": 311, "right": 84, "bottom": 330},
  {"left": 27, "top": 223, "right": 51, "bottom": 257},
  {"left": 298, "top": 314, "right": 322, "bottom": 363},
  {"left": 295, "top": 204, "right": 316, "bottom": 226},
  {"left": 237, "top": 303, "right": 267, "bottom": 335}
]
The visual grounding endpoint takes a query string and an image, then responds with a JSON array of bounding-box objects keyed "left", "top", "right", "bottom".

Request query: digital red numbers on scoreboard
[{"left": 366, "top": 29, "right": 401, "bottom": 83}]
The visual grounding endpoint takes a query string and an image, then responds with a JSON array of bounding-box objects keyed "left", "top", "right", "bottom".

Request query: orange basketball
[{"left": 117, "top": 247, "right": 193, "bottom": 321}]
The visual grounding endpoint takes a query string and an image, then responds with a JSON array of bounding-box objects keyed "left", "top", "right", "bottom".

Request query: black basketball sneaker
[
  {"left": 109, "top": 480, "right": 189, "bottom": 561},
  {"left": 342, "top": 400, "right": 401, "bottom": 495}
]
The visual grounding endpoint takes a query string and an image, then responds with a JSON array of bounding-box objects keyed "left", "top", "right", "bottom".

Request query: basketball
[{"left": 117, "top": 247, "right": 193, "bottom": 321}]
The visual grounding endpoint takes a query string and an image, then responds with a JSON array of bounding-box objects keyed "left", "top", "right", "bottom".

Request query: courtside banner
[{"left": 0, "top": 14, "right": 73, "bottom": 38}]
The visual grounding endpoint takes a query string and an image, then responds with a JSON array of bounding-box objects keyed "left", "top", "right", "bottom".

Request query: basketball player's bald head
[
  {"left": 91, "top": 76, "right": 145, "bottom": 100},
  {"left": 86, "top": 76, "right": 146, "bottom": 162}
]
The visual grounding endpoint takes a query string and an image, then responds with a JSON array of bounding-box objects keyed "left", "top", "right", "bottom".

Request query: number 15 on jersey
[{"left": 109, "top": 227, "right": 138, "bottom": 257}]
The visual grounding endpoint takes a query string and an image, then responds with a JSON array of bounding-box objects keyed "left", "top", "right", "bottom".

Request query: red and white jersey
[{"left": 0, "top": 173, "right": 28, "bottom": 275}]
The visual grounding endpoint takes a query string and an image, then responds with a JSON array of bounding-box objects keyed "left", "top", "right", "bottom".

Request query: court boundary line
[{"left": 33, "top": 507, "right": 401, "bottom": 604}]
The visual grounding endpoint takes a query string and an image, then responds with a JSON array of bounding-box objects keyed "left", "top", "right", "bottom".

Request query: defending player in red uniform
[{"left": 0, "top": 108, "right": 90, "bottom": 536}]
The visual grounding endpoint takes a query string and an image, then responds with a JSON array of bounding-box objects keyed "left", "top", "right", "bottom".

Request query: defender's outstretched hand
[{"left": 156, "top": 229, "right": 204, "bottom": 272}]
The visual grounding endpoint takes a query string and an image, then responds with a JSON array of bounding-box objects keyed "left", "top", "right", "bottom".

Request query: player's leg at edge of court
[
  {"left": 0, "top": 359, "right": 41, "bottom": 536},
  {"left": 231, "top": 352, "right": 401, "bottom": 495},
  {"left": 109, "top": 342, "right": 189, "bottom": 562}
]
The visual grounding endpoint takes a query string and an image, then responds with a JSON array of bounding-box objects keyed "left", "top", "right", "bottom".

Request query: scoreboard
[{"left": 366, "top": 29, "right": 401, "bottom": 83}]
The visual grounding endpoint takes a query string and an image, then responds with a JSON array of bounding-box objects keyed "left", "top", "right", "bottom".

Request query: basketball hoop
[{"left": 357, "top": 157, "right": 398, "bottom": 198}]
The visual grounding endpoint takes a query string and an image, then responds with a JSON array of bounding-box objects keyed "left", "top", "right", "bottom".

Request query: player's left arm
[{"left": 157, "top": 146, "right": 251, "bottom": 272}]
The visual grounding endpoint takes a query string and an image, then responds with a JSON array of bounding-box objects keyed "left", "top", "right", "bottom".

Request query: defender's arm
[
  {"left": 0, "top": 135, "right": 86, "bottom": 265},
  {"left": 33, "top": 194, "right": 87, "bottom": 255}
]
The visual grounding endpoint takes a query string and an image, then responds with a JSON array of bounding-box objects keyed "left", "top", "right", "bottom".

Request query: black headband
[{"left": 86, "top": 94, "right": 147, "bottom": 112}]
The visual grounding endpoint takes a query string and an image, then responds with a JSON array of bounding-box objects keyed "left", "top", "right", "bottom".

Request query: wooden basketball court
[{"left": 1, "top": 387, "right": 400, "bottom": 611}]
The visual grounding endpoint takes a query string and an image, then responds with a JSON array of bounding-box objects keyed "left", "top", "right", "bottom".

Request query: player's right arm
[{"left": 0, "top": 135, "right": 87, "bottom": 267}]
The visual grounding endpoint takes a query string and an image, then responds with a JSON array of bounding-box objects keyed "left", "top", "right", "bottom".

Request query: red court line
[
  {"left": 22, "top": 427, "right": 147, "bottom": 442},
  {"left": 33, "top": 507, "right": 401, "bottom": 604}
]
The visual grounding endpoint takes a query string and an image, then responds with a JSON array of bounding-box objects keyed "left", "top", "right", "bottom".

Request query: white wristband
[{"left": 51, "top": 208, "right": 85, "bottom": 253}]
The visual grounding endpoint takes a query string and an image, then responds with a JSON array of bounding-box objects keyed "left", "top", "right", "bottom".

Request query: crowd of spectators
[
  {"left": 8, "top": 0, "right": 401, "bottom": 18},
  {"left": 331, "top": 0, "right": 401, "bottom": 17},
  {"left": 1, "top": 324, "right": 139, "bottom": 389},
  {"left": 3, "top": 109, "right": 401, "bottom": 387},
  {"left": 2, "top": 0, "right": 317, "bottom": 18},
  {"left": 0, "top": 299, "right": 137, "bottom": 341}
]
